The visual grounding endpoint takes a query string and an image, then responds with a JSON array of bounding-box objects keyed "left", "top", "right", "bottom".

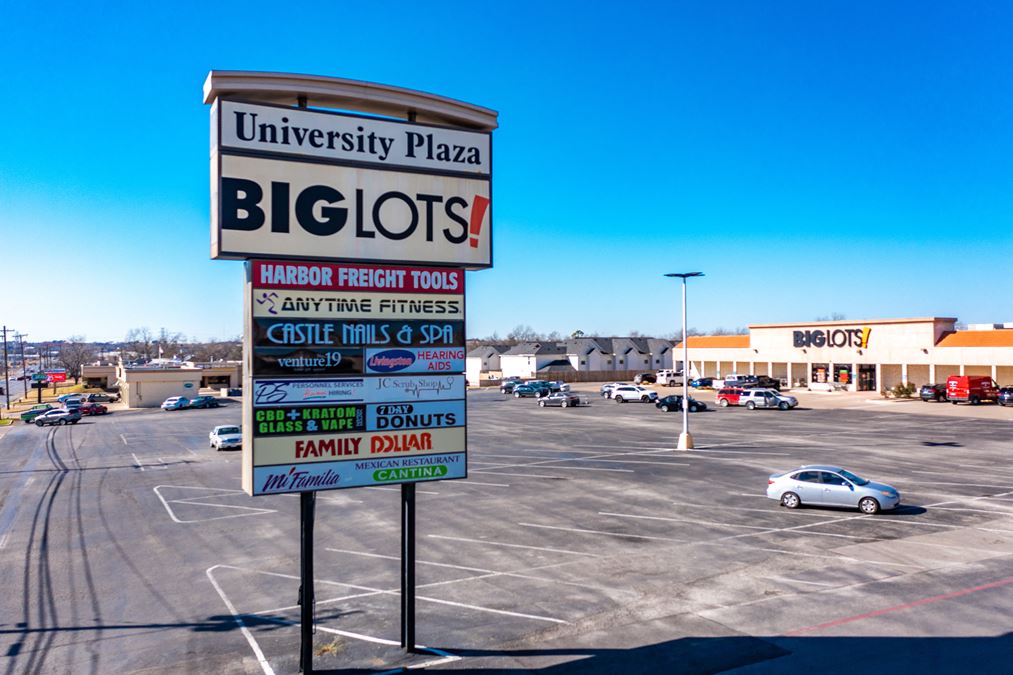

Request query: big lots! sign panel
[
  {"left": 211, "top": 100, "right": 492, "bottom": 268},
  {"left": 242, "top": 260, "right": 467, "bottom": 495}
]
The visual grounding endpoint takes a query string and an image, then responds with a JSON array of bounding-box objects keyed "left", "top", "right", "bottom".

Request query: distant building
[
  {"left": 466, "top": 345, "right": 509, "bottom": 384},
  {"left": 493, "top": 337, "right": 676, "bottom": 380},
  {"left": 676, "top": 317, "right": 1013, "bottom": 392}
]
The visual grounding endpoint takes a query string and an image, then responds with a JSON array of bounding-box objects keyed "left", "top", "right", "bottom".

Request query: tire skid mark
[
  {"left": 7, "top": 427, "right": 68, "bottom": 675},
  {"left": 66, "top": 424, "right": 103, "bottom": 674}
]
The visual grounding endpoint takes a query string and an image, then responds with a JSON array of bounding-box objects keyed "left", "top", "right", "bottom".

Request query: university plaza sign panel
[{"left": 211, "top": 100, "right": 492, "bottom": 268}]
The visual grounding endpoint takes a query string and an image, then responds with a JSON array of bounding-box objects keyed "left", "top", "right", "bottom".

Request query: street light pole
[
  {"left": 665, "top": 273, "right": 704, "bottom": 450},
  {"left": 2, "top": 326, "right": 10, "bottom": 410},
  {"left": 15, "top": 333, "right": 27, "bottom": 399}
]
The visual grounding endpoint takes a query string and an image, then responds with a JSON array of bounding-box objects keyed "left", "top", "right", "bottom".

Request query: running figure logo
[{"left": 256, "top": 291, "right": 280, "bottom": 315}]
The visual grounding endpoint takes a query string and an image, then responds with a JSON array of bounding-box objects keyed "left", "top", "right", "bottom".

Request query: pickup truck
[{"left": 656, "top": 370, "right": 683, "bottom": 386}]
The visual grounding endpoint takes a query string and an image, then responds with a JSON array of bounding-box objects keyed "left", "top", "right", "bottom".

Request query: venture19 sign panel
[{"left": 246, "top": 260, "right": 466, "bottom": 494}]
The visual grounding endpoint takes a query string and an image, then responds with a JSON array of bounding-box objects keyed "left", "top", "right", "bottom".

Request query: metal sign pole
[
  {"left": 299, "top": 490, "right": 316, "bottom": 673},
  {"left": 400, "top": 106, "right": 420, "bottom": 656},
  {"left": 401, "top": 483, "right": 416, "bottom": 652}
]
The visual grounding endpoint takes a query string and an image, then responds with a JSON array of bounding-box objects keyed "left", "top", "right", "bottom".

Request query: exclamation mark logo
[
  {"left": 469, "top": 195, "right": 490, "bottom": 248},
  {"left": 860, "top": 327, "right": 871, "bottom": 349}
]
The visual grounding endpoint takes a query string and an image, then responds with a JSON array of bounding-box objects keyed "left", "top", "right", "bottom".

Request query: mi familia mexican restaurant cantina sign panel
[
  {"left": 210, "top": 100, "right": 492, "bottom": 268},
  {"left": 242, "top": 260, "right": 468, "bottom": 495}
]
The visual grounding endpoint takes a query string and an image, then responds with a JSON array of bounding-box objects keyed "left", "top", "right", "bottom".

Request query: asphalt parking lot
[{"left": 1, "top": 389, "right": 1012, "bottom": 673}]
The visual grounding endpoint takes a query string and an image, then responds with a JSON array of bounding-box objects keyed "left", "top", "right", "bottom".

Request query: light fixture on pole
[{"left": 664, "top": 272, "right": 704, "bottom": 450}]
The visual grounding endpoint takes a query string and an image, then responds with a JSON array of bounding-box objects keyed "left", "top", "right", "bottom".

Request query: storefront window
[
  {"left": 834, "top": 364, "right": 851, "bottom": 384},
  {"left": 811, "top": 364, "right": 829, "bottom": 383}
]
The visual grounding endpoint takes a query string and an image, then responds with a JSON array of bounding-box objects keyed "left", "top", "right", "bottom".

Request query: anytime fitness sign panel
[{"left": 211, "top": 101, "right": 492, "bottom": 268}]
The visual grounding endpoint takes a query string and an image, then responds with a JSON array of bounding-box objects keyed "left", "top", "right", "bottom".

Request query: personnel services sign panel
[{"left": 211, "top": 100, "right": 492, "bottom": 268}]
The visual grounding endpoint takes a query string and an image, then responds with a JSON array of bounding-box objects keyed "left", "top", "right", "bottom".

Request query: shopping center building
[{"left": 681, "top": 317, "right": 1013, "bottom": 392}]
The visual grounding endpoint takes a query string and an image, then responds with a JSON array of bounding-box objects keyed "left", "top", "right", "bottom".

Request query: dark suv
[
  {"left": 499, "top": 378, "right": 523, "bottom": 394},
  {"left": 753, "top": 372, "right": 782, "bottom": 389},
  {"left": 999, "top": 387, "right": 1013, "bottom": 407},
  {"left": 920, "top": 383, "right": 947, "bottom": 402},
  {"left": 633, "top": 373, "right": 657, "bottom": 384}
]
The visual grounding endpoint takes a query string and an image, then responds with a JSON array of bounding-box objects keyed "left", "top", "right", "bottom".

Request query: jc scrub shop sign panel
[{"left": 211, "top": 100, "right": 492, "bottom": 268}]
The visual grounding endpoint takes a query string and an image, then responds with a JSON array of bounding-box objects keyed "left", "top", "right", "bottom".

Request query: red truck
[{"left": 946, "top": 375, "right": 999, "bottom": 405}]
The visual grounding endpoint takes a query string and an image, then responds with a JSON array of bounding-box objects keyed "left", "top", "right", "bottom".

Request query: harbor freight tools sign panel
[
  {"left": 211, "top": 100, "right": 492, "bottom": 268},
  {"left": 243, "top": 260, "right": 467, "bottom": 495}
]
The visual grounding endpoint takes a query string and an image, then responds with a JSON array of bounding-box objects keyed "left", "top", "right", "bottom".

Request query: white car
[
  {"left": 161, "top": 396, "right": 190, "bottom": 411},
  {"left": 739, "top": 388, "right": 798, "bottom": 410},
  {"left": 209, "top": 425, "right": 242, "bottom": 450},
  {"left": 611, "top": 385, "right": 658, "bottom": 403},
  {"left": 599, "top": 382, "right": 630, "bottom": 399}
]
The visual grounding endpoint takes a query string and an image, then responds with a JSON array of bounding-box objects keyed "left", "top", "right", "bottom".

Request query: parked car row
[
  {"left": 161, "top": 395, "right": 222, "bottom": 411},
  {"left": 715, "top": 387, "right": 799, "bottom": 410},
  {"left": 502, "top": 379, "right": 570, "bottom": 397},
  {"left": 20, "top": 395, "right": 112, "bottom": 425},
  {"left": 599, "top": 383, "right": 658, "bottom": 403},
  {"left": 920, "top": 376, "right": 1013, "bottom": 406}
]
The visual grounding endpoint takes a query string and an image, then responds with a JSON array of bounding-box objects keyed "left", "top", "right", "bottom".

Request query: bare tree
[
  {"left": 156, "top": 328, "right": 186, "bottom": 359},
  {"left": 58, "top": 336, "right": 96, "bottom": 384},
  {"left": 124, "top": 327, "right": 156, "bottom": 361},
  {"left": 191, "top": 338, "right": 242, "bottom": 362},
  {"left": 506, "top": 324, "right": 540, "bottom": 343}
]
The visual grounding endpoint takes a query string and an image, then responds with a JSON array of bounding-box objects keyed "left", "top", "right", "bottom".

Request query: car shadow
[{"left": 922, "top": 441, "right": 962, "bottom": 447}]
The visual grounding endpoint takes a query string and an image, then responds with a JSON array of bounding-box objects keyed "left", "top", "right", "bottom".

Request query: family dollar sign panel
[
  {"left": 206, "top": 71, "right": 495, "bottom": 498},
  {"left": 242, "top": 260, "right": 467, "bottom": 495}
]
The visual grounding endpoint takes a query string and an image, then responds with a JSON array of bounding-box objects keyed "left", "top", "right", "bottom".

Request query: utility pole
[
  {"left": 15, "top": 333, "right": 27, "bottom": 399},
  {"left": 2, "top": 326, "right": 10, "bottom": 410}
]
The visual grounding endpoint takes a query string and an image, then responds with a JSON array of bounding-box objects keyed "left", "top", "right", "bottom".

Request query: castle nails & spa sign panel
[
  {"left": 242, "top": 260, "right": 467, "bottom": 495},
  {"left": 211, "top": 101, "right": 492, "bottom": 268}
]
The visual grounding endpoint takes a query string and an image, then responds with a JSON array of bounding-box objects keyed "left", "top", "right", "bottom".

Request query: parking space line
[
  {"left": 469, "top": 470, "right": 571, "bottom": 479},
  {"left": 599, "top": 511, "right": 773, "bottom": 530},
  {"left": 131, "top": 452, "right": 145, "bottom": 471},
  {"left": 479, "top": 451, "right": 689, "bottom": 466},
  {"left": 428, "top": 534, "right": 600, "bottom": 557},
  {"left": 669, "top": 501, "right": 839, "bottom": 518},
  {"left": 219, "top": 563, "right": 570, "bottom": 624},
  {"left": 519, "top": 522, "right": 687, "bottom": 543},
  {"left": 785, "top": 576, "right": 1013, "bottom": 635},
  {"left": 325, "top": 548, "right": 612, "bottom": 593},
  {"left": 365, "top": 486, "right": 440, "bottom": 495},
  {"left": 154, "top": 486, "right": 277, "bottom": 524},
  {"left": 454, "top": 480, "right": 510, "bottom": 488},
  {"left": 206, "top": 566, "right": 275, "bottom": 675},
  {"left": 765, "top": 576, "right": 838, "bottom": 587}
]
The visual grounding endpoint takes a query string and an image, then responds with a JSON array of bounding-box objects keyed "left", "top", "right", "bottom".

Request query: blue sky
[{"left": 2, "top": 1, "right": 1011, "bottom": 342}]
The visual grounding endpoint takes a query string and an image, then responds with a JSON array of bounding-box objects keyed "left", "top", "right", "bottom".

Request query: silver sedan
[{"left": 766, "top": 465, "right": 900, "bottom": 514}]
